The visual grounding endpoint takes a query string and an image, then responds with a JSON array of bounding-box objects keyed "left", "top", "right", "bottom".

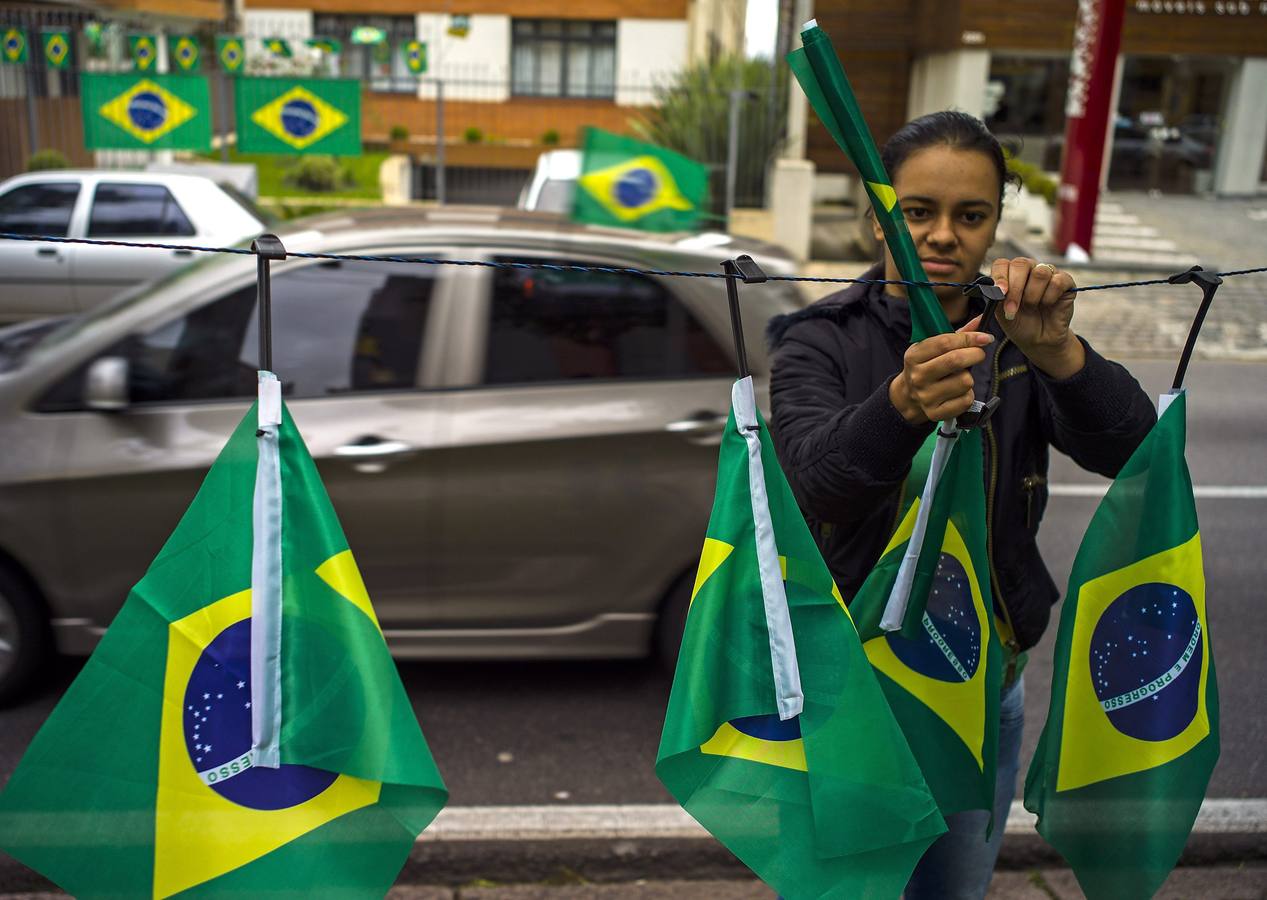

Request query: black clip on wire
[
  {"left": 955, "top": 274, "right": 1004, "bottom": 429},
  {"left": 252, "top": 234, "right": 287, "bottom": 437},
  {"left": 1167, "top": 265, "right": 1222, "bottom": 393},
  {"left": 721, "top": 254, "right": 767, "bottom": 380}
]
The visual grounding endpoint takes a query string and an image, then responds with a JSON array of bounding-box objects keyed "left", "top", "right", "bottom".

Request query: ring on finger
[{"left": 1034, "top": 262, "right": 1058, "bottom": 275}]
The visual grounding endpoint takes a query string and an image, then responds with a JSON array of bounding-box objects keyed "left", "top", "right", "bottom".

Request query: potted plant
[{"left": 388, "top": 124, "right": 410, "bottom": 155}]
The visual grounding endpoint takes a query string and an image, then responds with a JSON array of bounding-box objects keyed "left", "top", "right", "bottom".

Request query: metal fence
[{"left": 0, "top": 8, "right": 787, "bottom": 214}]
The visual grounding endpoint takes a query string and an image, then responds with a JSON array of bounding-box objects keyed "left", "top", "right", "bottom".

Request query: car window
[
  {"left": 483, "top": 257, "right": 731, "bottom": 385},
  {"left": 38, "top": 260, "right": 439, "bottom": 409},
  {"left": 0, "top": 182, "right": 80, "bottom": 237},
  {"left": 87, "top": 183, "right": 196, "bottom": 237}
]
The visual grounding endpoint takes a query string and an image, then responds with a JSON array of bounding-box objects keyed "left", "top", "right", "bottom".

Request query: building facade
[{"left": 805, "top": 0, "right": 1267, "bottom": 196}]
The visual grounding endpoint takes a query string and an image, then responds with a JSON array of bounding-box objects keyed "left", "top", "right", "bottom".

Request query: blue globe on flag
[
  {"left": 885, "top": 552, "right": 981, "bottom": 683},
  {"left": 184, "top": 619, "right": 337, "bottom": 810},
  {"left": 128, "top": 92, "right": 168, "bottom": 132},
  {"left": 1090, "top": 582, "right": 1202, "bottom": 742},
  {"left": 613, "top": 168, "right": 658, "bottom": 209},
  {"left": 281, "top": 99, "right": 319, "bottom": 139}
]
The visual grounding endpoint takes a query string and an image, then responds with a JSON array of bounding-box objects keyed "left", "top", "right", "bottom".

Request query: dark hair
[{"left": 880, "top": 110, "right": 1020, "bottom": 209}]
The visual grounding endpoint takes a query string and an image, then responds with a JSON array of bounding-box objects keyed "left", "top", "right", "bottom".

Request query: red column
[{"left": 1053, "top": 0, "right": 1127, "bottom": 258}]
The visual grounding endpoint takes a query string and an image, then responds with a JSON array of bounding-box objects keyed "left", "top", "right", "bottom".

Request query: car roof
[
  {"left": 0, "top": 170, "right": 224, "bottom": 188},
  {"left": 277, "top": 205, "right": 795, "bottom": 270}
]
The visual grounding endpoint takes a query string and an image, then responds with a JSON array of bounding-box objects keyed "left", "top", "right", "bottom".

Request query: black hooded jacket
[{"left": 767, "top": 265, "right": 1156, "bottom": 655}]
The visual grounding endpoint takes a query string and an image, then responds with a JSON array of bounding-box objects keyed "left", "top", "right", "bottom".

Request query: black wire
[{"left": 0, "top": 232, "right": 1263, "bottom": 293}]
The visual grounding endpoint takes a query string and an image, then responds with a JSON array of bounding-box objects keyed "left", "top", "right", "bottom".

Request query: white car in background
[
  {"left": 516, "top": 149, "right": 581, "bottom": 214},
  {"left": 0, "top": 171, "right": 266, "bottom": 324}
]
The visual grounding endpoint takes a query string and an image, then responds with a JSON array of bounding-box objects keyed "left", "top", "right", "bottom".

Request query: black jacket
[{"left": 767, "top": 265, "right": 1156, "bottom": 653}]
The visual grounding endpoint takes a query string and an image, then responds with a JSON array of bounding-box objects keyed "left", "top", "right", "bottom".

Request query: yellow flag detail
[
  {"left": 250, "top": 85, "right": 348, "bottom": 151},
  {"left": 316, "top": 549, "right": 380, "bottom": 631},
  {"left": 99, "top": 79, "right": 197, "bottom": 144},
  {"left": 1056, "top": 533, "right": 1209, "bottom": 792},
  {"left": 867, "top": 181, "right": 898, "bottom": 212},
  {"left": 577, "top": 155, "right": 694, "bottom": 223}
]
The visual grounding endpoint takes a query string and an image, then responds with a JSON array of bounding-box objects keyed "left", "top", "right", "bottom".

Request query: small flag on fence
[
  {"left": 656, "top": 376, "right": 945, "bottom": 898},
  {"left": 168, "top": 34, "right": 201, "bottom": 72},
  {"left": 350, "top": 26, "right": 386, "bottom": 45},
  {"left": 0, "top": 389, "right": 448, "bottom": 898},
  {"left": 236, "top": 76, "right": 361, "bottom": 155},
  {"left": 403, "top": 39, "right": 427, "bottom": 74},
  {"left": 41, "top": 29, "right": 71, "bottom": 69},
  {"left": 217, "top": 35, "right": 245, "bottom": 74},
  {"left": 571, "top": 127, "right": 708, "bottom": 232},
  {"left": 2, "top": 27, "right": 27, "bottom": 64},
  {"left": 1025, "top": 390, "right": 1218, "bottom": 900},
  {"left": 128, "top": 32, "right": 158, "bottom": 71},
  {"left": 307, "top": 36, "right": 343, "bottom": 55},
  {"left": 81, "top": 72, "right": 211, "bottom": 151},
  {"left": 263, "top": 36, "right": 293, "bottom": 58}
]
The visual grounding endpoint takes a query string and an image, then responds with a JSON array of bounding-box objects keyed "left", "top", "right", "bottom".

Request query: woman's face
[{"left": 872, "top": 144, "right": 1001, "bottom": 303}]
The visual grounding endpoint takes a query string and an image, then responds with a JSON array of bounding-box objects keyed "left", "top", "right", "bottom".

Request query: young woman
[{"left": 767, "top": 111, "right": 1157, "bottom": 898}]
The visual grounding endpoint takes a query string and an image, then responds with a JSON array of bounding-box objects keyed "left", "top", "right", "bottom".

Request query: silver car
[
  {"left": 0, "top": 170, "right": 265, "bottom": 324},
  {"left": 0, "top": 207, "right": 800, "bottom": 703}
]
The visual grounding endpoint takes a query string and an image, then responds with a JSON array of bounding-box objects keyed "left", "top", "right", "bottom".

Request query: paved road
[{"left": 1, "top": 360, "right": 1263, "bottom": 812}]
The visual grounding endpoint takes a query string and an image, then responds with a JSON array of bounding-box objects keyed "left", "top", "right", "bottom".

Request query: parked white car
[{"left": 0, "top": 171, "right": 266, "bottom": 324}]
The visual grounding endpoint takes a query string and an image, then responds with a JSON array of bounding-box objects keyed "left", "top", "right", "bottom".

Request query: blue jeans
[{"left": 903, "top": 676, "right": 1026, "bottom": 900}]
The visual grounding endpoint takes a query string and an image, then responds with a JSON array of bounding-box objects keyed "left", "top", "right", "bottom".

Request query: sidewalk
[{"left": 6, "top": 867, "right": 1267, "bottom": 899}]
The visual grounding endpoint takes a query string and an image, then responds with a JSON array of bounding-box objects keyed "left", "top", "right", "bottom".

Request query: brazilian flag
[
  {"left": 307, "top": 36, "right": 343, "bottom": 55},
  {"left": 657, "top": 377, "right": 945, "bottom": 899},
  {"left": 403, "top": 39, "right": 427, "bottom": 74},
  {"left": 0, "top": 380, "right": 448, "bottom": 898},
  {"left": 80, "top": 72, "right": 211, "bottom": 151},
  {"left": 236, "top": 76, "right": 361, "bottom": 155},
  {"left": 168, "top": 34, "right": 201, "bottom": 72},
  {"left": 572, "top": 127, "right": 708, "bottom": 232},
  {"left": 789, "top": 20, "right": 1002, "bottom": 820},
  {"left": 128, "top": 32, "right": 158, "bottom": 71},
  {"left": 217, "top": 35, "right": 245, "bottom": 74},
  {"left": 1025, "top": 390, "right": 1217, "bottom": 899},
  {"left": 264, "top": 36, "right": 293, "bottom": 58},
  {"left": 2, "top": 26, "right": 28, "bottom": 64},
  {"left": 41, "top": 29, "right": 71, "bottom": 69}
]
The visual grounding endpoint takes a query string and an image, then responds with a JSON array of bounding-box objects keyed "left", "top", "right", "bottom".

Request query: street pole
[
  {"left": 24, "top": 58, "right": 39, "bottom": 157},
  {"left": 435, "top": 77, "right": 445, "bottom": 204},
  {"left": 726, "top": 87, "right": 742, "bottom": 225}
]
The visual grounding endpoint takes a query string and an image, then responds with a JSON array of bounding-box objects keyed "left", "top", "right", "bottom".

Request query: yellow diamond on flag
[
  {"left": 251, "top": 85, "right": 348, "bottom": 151},
  {"left": 133, "top": 35, "right": 156, "bottom": 69},
  {"left": 99, "top": 78, "right": 197, "bottom": 144},
  {"left": 577, "top": 155, "right": 693, "bottom": 223},
  {"left": 173, "top": 36, "right": 197, "bottom": 69},
  {"left": 3, "top": 28, "right": 24, "bottom": 62},
  {"left": 45, "top": 34, "right": 69, "bottom": 66}
]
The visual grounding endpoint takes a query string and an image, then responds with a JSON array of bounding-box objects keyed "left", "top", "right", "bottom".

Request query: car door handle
[
  {"left": 335, "top": 438, "right": 415, "bottom": 459},
  {"left": 36, "top": 247, "right": 59, "bottom": 258},
  {"left": 172, "top": 249, "right": 193, "bottom": 257},
  {"left": 665, "top": 413, "right": 730, "bottom": 435}
]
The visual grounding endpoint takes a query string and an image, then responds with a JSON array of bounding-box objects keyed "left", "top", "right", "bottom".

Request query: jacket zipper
[
  {"left": 984, "top": 337, "right": 1022, "bottom": 684},
  {"left": 1022, "top": 474, "right": 1048, "bottom": 531}
]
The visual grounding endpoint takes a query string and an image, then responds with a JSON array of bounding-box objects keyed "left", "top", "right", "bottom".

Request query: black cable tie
[{"left": 1168, "top": 265, "right": 1223, "bottom": 392}]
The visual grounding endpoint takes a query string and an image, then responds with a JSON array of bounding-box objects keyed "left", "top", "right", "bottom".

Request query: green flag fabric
[
  {"left": 217, "top": 35, "right": 245, "bottom": 74},
  {"left": 236, "top": 76, "right": 361, "bottom": 155},
  {"left": 168, "top": 34, "right": 201, "bottom": 72},
  {"left": 40, "top": 29, "right": 71, "bottom": 69},
  {"left": 307, "top": 36, "right": 343, "bottom": 55},
  {"left": 657, "top": 376, "right": 945, "bottom": 899},
  {"left": 264, "top": 37, "right": 293, "bottom": 58},
  {"left": 128, "top": 33, "right": 158, "bottom": 71},
  {"left": 80, "top": 72, "right": 212, "bottom": 151},
  {"left": 1024, "top": 390, "right": 1217, "bottom": 899},
  {"left": 403, "top": 39, "right": 427, "bottom": 74},
  {"left": 2, "top": 26, "right": 28, "bottom": 64},
  {"left": 0, "top": 389, "right": 447, "bottom": 899},
  {"left": 571, "top": 127, "right": 709, "bottom": 232},
  {"left": 788, "top": 20, "right": 1003, "bottom": 821}
]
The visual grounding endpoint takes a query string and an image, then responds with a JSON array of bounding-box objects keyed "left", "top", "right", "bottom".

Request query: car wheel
[
  {"left": 0, "top": 563, "right": 50, "bottom": 708},
  {"left": 654, "top": 571, "right": 693, "bottom": 675}
]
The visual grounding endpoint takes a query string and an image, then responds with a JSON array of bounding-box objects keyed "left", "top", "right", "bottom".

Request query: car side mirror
[{"left": 84, "top": 356, "right": 130, "bottom": 411}]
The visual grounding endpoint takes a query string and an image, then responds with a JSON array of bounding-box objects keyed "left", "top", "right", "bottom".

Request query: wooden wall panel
[{"left": 245, "top": 0, "right": 688, "bottom": 19}]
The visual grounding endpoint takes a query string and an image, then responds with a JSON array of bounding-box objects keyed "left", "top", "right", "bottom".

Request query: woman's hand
[
  {"left": 990, "top": 257, "right": 1085, "bottom": 379},
  {"left": 890, "top": 316, "right": 994, "bottom": 425}
]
